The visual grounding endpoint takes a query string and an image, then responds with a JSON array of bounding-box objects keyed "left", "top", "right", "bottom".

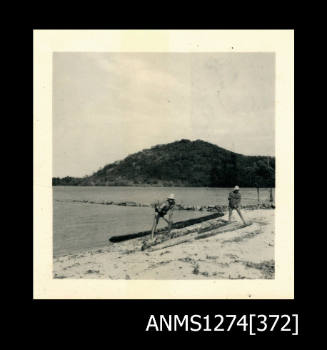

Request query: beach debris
[
  {"left": 192, "top": 264, "right": 200, "bottom": 275},
  {"left": 86, "top": 269, "right": 100, "bottom": 274},
  {"left": 243, "top": 260, "right": 275, "bottom": 279},
  {"left": 206, "top": 255, "right": 218, "bottom": 260},
  {"left": 160, "top": 250, "right": 170, "bottom": 256},
  {"left": 178, "top": 257, "right": 193, "bottom": 263}
]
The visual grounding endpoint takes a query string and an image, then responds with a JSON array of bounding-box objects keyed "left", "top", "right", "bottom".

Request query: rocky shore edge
[{"left": 55, "top": 199, "right": 275, "bottom": 211}]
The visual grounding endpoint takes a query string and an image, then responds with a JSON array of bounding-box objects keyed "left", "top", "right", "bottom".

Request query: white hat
[
  {"left": 167, "top": 193, "right": 175, "bottom": 200},
  {"left": 234, "top": 186, "right": 240, "bottom": 190}
]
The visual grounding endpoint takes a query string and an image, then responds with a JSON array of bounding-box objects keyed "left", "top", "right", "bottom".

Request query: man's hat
[
  {"left": 167, "top": 194, "right": 176, "bottom": 200},
  {"left": 234, "top": 186, "right": 240, "bottom": 190}
]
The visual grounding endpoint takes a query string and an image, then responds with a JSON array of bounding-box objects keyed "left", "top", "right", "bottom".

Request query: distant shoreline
[
  {"left": 54, "top": 198, "right": 275, "bottom": 211},
  {"left": 53, "top": 184, "right": 276, "bottom": 189}
]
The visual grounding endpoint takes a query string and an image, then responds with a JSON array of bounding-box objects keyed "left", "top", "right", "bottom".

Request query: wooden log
[
  {"left": 109, "top": 212, "right": 224, "bottom": 243},
  {"left": 146, "top": 222, "right": 256, "bottom": 252},
  {"left": 195, "top": 222, "right": 246, "bottom": 240},
  {"left": 141, "top": 219, "right": 228, "bottom": 251},
  {"left": 146, "top": 233, "right": 198, "bottom": 252}
]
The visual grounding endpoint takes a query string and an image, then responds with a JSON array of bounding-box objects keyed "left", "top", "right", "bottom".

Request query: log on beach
[
  {"left": 145, "top": 234, "right": 198, "bottom": 252},
  {"left": 143, "top": 219, "right": 229, "bottom": 252},
  {"left": 108, "top": 212, "right": 224, "bottom": 243},
  {"left": 144, "top": 222, "right": 257, "bottom": 252},
  {"left": 195, "top": 222, "right": 251, "bottom": 240}
]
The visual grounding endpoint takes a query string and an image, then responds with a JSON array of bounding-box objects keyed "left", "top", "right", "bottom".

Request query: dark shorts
[
  {"left": 155, "top": 208, "right": 166, "bottom": 217},
  {"left": 229, "top": 205, "right": 240, "bottom": 210}
]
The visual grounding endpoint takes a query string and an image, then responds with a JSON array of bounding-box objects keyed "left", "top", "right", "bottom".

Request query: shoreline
[
  {"left": 53, "top": 208, "right": 275, "bottom": 280},
  {"left": 54, "top": 198, "right": 275, "bottom": 211}
]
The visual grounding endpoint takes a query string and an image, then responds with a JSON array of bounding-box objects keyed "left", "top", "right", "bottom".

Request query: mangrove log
[{"left": 109, "top": 212, "right": 224, "bottom": 243}]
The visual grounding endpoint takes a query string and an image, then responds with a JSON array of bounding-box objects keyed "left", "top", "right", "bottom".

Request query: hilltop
[{"left": 52, "top": 139, "right": 275, "bottom": 187}]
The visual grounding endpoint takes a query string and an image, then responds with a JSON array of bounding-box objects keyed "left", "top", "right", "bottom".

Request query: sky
[{"left": 53, "top": 52, "right": 275, "bottom": 177}]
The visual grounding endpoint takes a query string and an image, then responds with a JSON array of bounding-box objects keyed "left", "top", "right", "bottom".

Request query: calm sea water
[{"left": 53, "top": 186, "right": 274, "bottom": 257}]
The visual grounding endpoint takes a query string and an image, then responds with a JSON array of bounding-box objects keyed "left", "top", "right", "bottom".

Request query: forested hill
[{"left": 53, "top": 139, "right": 275, "bottom": 187}]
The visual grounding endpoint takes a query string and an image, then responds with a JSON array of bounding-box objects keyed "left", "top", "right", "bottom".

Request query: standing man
[
  {"left": 150, "top": 194, "right": 176, "bottom": 241},
  {"left": 228, "top": 186, "right": 247, "bottom": 225}
]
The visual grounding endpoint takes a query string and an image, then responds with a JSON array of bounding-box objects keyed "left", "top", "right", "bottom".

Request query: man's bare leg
[
  {"left": 167, "top": 220, "right": 173, "bottom": 236},
  {"left": 236, "top": 208, "right": 247, "bottom": 225},
  {"left": 151, "top": 214, "right": 160, "bottom": 240},
  {"left": 228, "top": 207, "right": 233, "bottom": 223},
  {"left": 162, "top": 217, "right": 172, "bottom": 234}
]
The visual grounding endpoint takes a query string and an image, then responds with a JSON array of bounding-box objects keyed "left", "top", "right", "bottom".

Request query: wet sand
[{"left": 53, "top": 209, "right": 274, "bottom": 280}]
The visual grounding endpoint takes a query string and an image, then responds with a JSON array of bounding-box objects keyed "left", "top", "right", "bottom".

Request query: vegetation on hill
[{"left": 52, "top": 139, "right": 275, "bottom": 187}]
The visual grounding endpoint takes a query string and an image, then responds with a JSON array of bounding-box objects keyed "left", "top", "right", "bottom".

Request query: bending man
[
  {"left": 151, "top": 194, "right": 176, "bottom": 241},
  {"left": 228, "top": 186, "right": 247, "bottom": 225}
]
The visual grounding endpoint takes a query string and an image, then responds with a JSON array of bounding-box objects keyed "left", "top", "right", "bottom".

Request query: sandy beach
[{"left": 53, "top": 208, "right": 274, "bottom": 280}]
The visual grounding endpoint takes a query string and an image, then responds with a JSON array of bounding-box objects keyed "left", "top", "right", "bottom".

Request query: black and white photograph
[
  {"left": 34, "top": 30, "right": 293, "bottom": 299},
  {"left": 52, "top": 51, "right": 275, "bottom": 280}
]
